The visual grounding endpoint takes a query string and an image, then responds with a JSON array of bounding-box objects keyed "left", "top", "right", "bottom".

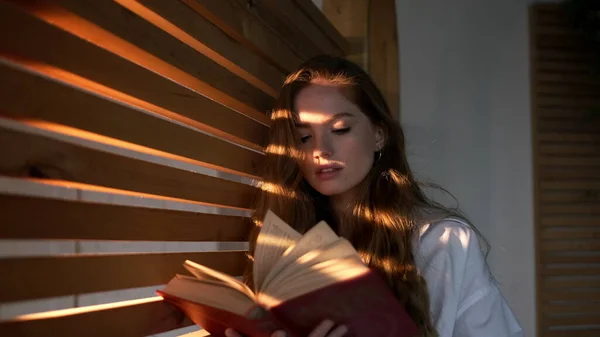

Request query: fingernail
[
  {"left": 272, "top": 330, "right": 287, "bottom": 337},
  {"left": 224, "top": 329, "right": 236, "bottom": 337}
]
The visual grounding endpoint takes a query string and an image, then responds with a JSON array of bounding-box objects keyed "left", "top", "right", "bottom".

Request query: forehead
[{"left": 293, "top": 84, "right": 362, "bottom": 124}]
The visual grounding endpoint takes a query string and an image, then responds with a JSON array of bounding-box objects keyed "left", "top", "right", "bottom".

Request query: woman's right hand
[{"left": 224, "top": 319, "right": 348, "bottom": 337}]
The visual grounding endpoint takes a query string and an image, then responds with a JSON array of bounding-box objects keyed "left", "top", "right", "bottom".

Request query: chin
[{"left": 311, "top": 181, "right": 352, "bottom": 197}]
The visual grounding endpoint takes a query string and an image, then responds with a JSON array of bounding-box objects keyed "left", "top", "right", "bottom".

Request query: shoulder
[
  {"left": 413, "top": 216, "right": 490, "bottom": 286},
  {"left": 415, "top": 217, "right": 482, "bottom": 262}
]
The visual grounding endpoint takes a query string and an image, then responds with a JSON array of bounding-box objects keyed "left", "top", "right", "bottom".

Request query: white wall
[{"left": 396, "top": 0, "right": 535, "bottom": 336}]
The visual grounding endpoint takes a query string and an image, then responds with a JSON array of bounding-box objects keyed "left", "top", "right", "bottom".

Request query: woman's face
[{"left": 294, "top": 83, "right": 384, "bottom": 198}]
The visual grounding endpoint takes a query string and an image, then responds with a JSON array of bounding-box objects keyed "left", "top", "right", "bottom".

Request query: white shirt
[{"left": 414, "top": 218, "right": 524, "bottom": 337}]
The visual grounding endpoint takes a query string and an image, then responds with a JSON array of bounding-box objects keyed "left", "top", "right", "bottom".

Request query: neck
[{"left": 329, "top": 190, "right": 354, "bottom": 224}]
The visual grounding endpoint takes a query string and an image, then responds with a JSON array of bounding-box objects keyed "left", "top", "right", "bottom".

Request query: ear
[{"left": 374, "top": 126, "right": 385, "bottom": 151}]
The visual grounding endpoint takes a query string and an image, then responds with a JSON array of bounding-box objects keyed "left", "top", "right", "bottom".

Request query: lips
[{"left": 315, "top": 165, "right": 343, "bottom": 181}]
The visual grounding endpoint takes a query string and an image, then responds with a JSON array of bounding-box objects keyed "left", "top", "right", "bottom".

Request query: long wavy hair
[{"left": 245, "top": 55, "right": 487, "bottom": 337}]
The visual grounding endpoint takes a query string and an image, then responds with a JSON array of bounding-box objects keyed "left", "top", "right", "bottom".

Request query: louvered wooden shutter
[
  {"left": 531, "top": 3, "right": 600, "bottom": 336},
  {"left": 0, "top": 1, "right": 348, "bottom": 336}
]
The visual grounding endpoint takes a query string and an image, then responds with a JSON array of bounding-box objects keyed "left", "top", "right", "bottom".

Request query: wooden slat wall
[
  {"left": 0, "top": 0, "right": 349, "bottom": 336},
  {"left": 531, "top": 4, "right": 600, "bottom": 336}
]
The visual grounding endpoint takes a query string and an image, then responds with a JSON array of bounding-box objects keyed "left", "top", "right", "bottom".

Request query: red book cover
[{"left": 158, "top": 270, "right": 419, "bottom": 337}]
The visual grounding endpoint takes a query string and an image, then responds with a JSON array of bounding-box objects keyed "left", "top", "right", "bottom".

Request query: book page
[
  {"left": 253, "top": 210, "right": 302, "bottom": 290},
  {"left": 260, "top": 256, "right": 370, "bottom": 306},
  {"left": 259, "top": 221, "right": 339, "bottom": 293},
  {"left": 159, "top": 275, "right": 255, "bottom": 316},
  {"left": 262, "top": 238, "right": 360, "bottom": 296},
  {"left": 184, "top": 260, "right": 256, "bottom": 301}
]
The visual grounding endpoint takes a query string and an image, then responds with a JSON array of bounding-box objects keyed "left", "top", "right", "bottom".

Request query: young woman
[{"left": 226, "top": 55, "right": 523, "bottom": 337}]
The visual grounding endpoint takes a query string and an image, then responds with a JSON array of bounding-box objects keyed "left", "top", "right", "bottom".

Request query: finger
[
  {"left": 326, "top": 325, "right": 348, "bottom": 337},
  {"left": 270, "top": 330, "right": 287, "bottom": 337},
  {"left": 308, "top": 319, "right": 335, "bottom": 337},
  {"left": 225, "top": 328, "right": 243, "bottom": 337}
]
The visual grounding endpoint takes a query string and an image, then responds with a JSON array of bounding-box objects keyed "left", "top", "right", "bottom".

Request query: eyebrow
[{"left": 294, "top": 112, "right": 356, "bottom": 128}]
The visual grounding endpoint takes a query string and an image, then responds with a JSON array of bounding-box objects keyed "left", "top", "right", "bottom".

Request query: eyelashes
[{"left": 299, "top": 127, "right": 352, "bottom": 143}]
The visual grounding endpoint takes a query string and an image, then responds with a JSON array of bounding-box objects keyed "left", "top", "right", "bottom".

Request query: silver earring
[{"left": 375, "top": 150, "right": 382, "bottom": 163}]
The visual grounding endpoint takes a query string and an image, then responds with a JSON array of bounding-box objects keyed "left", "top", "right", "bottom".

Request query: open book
[{"left": 157, "top": 210, "right": 419, "bottom": 337}]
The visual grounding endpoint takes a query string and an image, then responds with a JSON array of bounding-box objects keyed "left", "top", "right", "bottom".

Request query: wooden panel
[
  {"left": 11, "top": 0, "right": 274, "bottom": 115},
  {"left": 0, "top": 251, "right": 247, "bottom": 303},
  {"left": 3, "top": 1, "right": 271, "bottom": 129},
  {"left": 368, "top": 0, "right": 400, "bottom": 118},
  {"left": 292, "top": 0, "right": 350, "bottom": 54},
  {"left": 0, "top": 1, "right": 268, "bottom": 146},
  {"left": 261, "top": 0, "right": 344, "bottom": 56},
  {"left": 0, "top": 119, "right": 256, "bottom": 208},
  {"left": 322, "top": 0, "right": 369, "bottom": 68},
  {"left": 542, "top": 290, "right": 600, "bottom": 301},
  {"left": 0, "top": 297, "right": 193, "bottom": 337},
  {"left": 0, "top": 55, "right": 264, "bottom": 177},
  {"left": 181, "top": 0, "right": 304, "bottom": 72},
  {"left": 0, "top": 194, "right": 251, "bottom": 242},
  {"left": 131, "top": 0, "right": 284, "bottom": 94}
]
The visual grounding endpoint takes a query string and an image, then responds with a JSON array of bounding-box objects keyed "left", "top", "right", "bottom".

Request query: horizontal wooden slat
[
  {"left": 541, "top": 193, "right": 599, "bottom": 204},
  {"left": 540, "top": 144, "right": 600, "bottom": 156},
  {"left": 0, "top": 251, "right": 247, "bottom": 303},
  {"left": 0, "top": 194, "right": 251, "bottom": 241},
  {"left": 544, "top": 330, "right": 600, "bottom": 337},
  {"left": 0, "top": 1, "right": 268, "bottom": 147},
  {"left": 544, "top": 314, "right": 600, "bottom": 327},
  {"left": 538, "top": 107, "right": 600, "bottom": 118},
  {"left": 542, "top": 290, "right": 600, "bottom": 301},
  {"left": 181, "top": 0, "right": 303, "bottom": 72},
  {"left": 541, "top": 204, "right": 600, "bottom": 215},
  {"left": 537, "top": 84, "right": 600, "bottom": 97},
  {"left": 0, "top": 297, "right": 193, "bottom": 337},
  {"left": 538, "top": 133, "right": 600, "bottom": 143},
  {"left": 537, "top": 60, "right": 599, "bottom": 73},
  {"left": 542, "top": 254, "right": 600, "bottom": 264},
  {"left": 541, "top": 169, "right": 600, "bottom": 182},
  {"left": 542, "top": 217, "right": 599, "bottom": 227},
  {"left": 542, "top": 266, "right": 600, "bottom": 277},
  {"left": 539, "top": 120, "right": 600, "bottom": 133},
  {"left": 539, "top": 157, "right": 600, "bottom": 167},
  {"left": 543, "top": 277, "right": 600, "bottom": 289},
  {"left": 537, "top": 96, "right": 600, "bottom": 109},
  {"left": 543, "top": 301, "right": 600, "bottom": 314},
  {"left": 542, "top": 181, "right": 600, "bottom": 190},
  {"left": 537, "top": 73, "right": 600, "bottom": 86},
  {"left": 0, "top": 55, "right": 265, "bottom": 177},
  {"left": 129, "top": 0, "right": 284, "bottom": 94},
  {"left": 7, "top": 0, "right": 275, "bottom": 119},
  {"left": 541, "top": 241, "right": 600, "bottom": 252},
  {"left": 0, "top": 118, "right": 257, "bottom": 208},
  {"left": 542, "top": 228, "right": 600, "bottom": 240},
  {"left": 535, "top": 48, "right": 595, "bottom": 62}
]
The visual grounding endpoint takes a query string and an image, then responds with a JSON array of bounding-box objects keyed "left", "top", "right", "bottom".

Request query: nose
[{"left": 312, "top": 133, "right": 333, "bottom": 160}]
